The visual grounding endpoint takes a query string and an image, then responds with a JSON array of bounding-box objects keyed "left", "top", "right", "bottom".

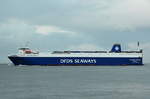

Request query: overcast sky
[{"left": 0, "top": 0, "right": 150, "bottom": 63}]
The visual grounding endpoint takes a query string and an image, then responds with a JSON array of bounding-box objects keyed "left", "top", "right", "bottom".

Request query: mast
[
  {"left": 137, "top": 41, "right": 142, "bottom": 53},
  {"left": 137, "top": 41, "right": 140, "bottom": 51}
]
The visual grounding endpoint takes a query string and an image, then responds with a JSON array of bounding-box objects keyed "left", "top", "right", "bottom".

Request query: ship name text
[{"left": 60, "top": 59, "right": 96, "bottom": 64}]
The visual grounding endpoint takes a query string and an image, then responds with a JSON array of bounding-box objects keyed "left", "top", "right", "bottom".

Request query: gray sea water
[{"left": 0, "top": 64, "right": 150, "bottom": 99}]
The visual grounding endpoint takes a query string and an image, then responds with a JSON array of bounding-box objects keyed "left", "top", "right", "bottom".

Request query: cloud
[
  {"left": 103, "top": 0, "right": 150, "bottom": 31},
  {"left": 1, "top": 0, "right": 150, "bottom": 33},
  {"left": 0, "top": 18, "right": 77, "bottom": 40},
  {"left": 35, "top": 25, "right": 76, "bottom": 36},
  {"left": 68, "top": 44, "right": 104, "bottom": 51},
  {"left": 0, "top": 18, "right": 35, "bottom": 42}
]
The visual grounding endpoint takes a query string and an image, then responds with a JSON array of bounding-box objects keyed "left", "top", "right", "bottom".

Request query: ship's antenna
[
  {"left": 137, "top": 41, "right": 140, "bottom": 51},
  {"left": 25, "top": 41, "right": 30, "bottom": 48}
]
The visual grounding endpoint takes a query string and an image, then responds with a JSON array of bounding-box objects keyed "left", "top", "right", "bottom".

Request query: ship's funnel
[{"left": 111, "top": 44, "right": 121, "bottom": 52}]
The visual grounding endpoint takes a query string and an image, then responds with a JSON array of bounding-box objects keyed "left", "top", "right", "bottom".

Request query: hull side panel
[{"left": 8, "top": 56, "right": 143, "bottom": 66}]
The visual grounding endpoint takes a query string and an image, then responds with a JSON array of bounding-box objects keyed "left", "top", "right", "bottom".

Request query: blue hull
[{"left": 8, "top": 56, "right": 143, "bottom": 66}]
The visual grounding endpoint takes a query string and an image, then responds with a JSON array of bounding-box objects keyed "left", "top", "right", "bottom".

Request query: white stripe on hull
[{"left": 17, "top": 52, "right": 143, "bottom": 58}]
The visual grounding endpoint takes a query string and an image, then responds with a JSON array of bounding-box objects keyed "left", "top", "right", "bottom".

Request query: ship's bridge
[{"left": 18, "top": 47, "right": 39, "bottom": 55}]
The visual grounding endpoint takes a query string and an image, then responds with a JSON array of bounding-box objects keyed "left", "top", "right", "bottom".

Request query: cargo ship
[{"left": 8, "top": 44, "right": 143, "bottom": 66}]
